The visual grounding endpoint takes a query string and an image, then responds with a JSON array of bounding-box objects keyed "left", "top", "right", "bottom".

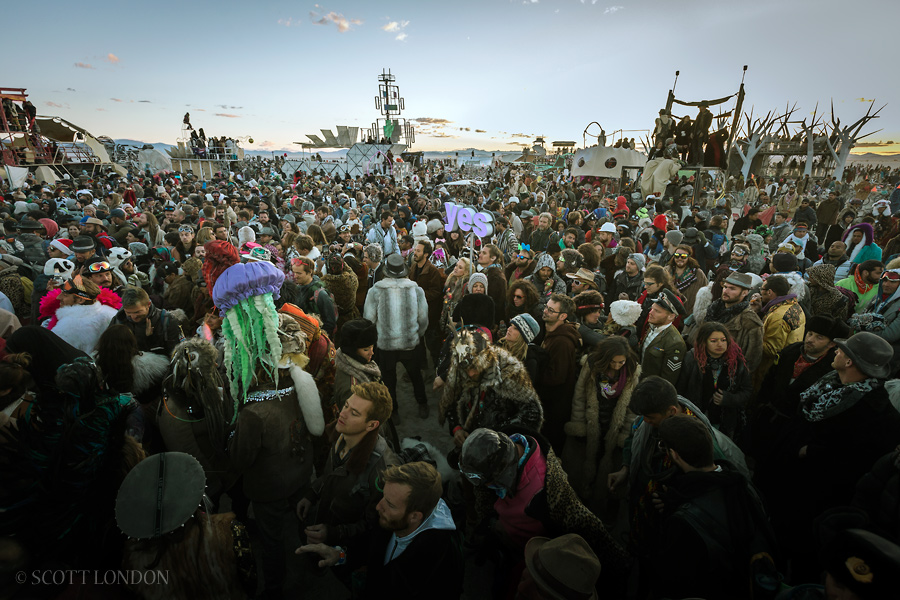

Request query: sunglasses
[
  {"left": 673, "top": 252, "right": 690, "bottom": 259},
  {"left": 731, "top": 249, "right": 747, "bottom": 256},
  {"left": 881, "top": 271, "right": 900, "bottom": 281},
  {"left": 87, "top": 261, "right": 111, "bottom": 273}
]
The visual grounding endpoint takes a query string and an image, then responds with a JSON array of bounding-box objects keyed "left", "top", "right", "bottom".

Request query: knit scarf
[
  {"left": 704, "top": 298, "right": 749, "bottom": 325},
  {"left": 673, "top": 267, "right": 698, "bottom": 293},
  {"left": 597, "top": 366, "right": 628, "bottom": 400},
  {"left": 853, "top": 268, "right": 875, "bottom": 295},
  {"left": 800, "top": 371, "right": 878, "bottom": 422},
  {"left": 334, "top": 349, "right": 382, "bottom": 383}
]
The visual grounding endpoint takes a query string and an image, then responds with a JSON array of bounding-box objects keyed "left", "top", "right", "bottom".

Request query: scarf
[
  {"left": 334, "top": 349, "right": 382, "bottom": 383},
  {"left": 800, "top": 371, "right": 878, "bottom": 422},
  {"left": 673, "top": 267, "right": 698, "bottom": 293},
  {"left": 761, "top": 293, "right": 797, "bottom": 315},
  {"left": 853, "top": 268, "right": 874, "bottom": 295},
  {"left": 597, "top": 366, "right": 628, "bottom": 400},
  {"left": 704, "top": 298, "right": 749, "bottom": 325}
]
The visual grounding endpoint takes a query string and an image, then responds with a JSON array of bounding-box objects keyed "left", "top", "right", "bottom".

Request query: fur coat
[
  {"left": 322, "top": 269, "right": 360, "bottom": 332},
  {"left": 48, "top": 301, "right": 119, "bottom": 354},
  {"left": 565, "top": 360, "right": 641, "bottom": 497},
  {"left": 438, "top": 331, "right": 543, "bottom": 433},
  {"left": 363, "top": 277, "right": 428, "bottom": 351}
]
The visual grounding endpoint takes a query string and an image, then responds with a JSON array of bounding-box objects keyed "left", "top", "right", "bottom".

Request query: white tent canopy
[{"left": 441, "top": 179, "right": 488, "bottom": 186}]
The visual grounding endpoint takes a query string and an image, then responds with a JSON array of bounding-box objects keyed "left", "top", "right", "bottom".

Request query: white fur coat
[
  {"left": 51, "top": 302, "right": 118, "bottom": 354},
  {"left": 363, "top": 278, "right": 428, "bottom": 351}
]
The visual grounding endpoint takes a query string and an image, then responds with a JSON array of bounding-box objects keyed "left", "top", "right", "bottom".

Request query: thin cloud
[
  {"left": 857, "top": 98, "right": 874, "bottom": 102},
  {"left": 96, "top": 108, "right": 106, "bottom": 111},
  {"left": 475, "top": 129, "right": 487, "bottom": 133},
  {"left": 74, "top": 62, "right": 95, "bottom": 69},
  {"left": 856, "top": 140, "right": 895, "bottom": 147},
  {"left": 66, "top": 87, "right": 76, "bottom": 92},
  {"left": 382, "top": 20, "right": 409, "bottom": 32},
  {"left": 217, "top": 105, "right": 243, "bottom": 110},
  {"left": 277, "top": 17, "right": 297, "bottom": 27},
  {"left": 138, "top": 100, "right": 151, "bottom": 103},
  {"left": 110, "top": 98, "right": 123, "bottom": 102},
  {"left": 258, "top": 140, "right": 277, "bottom": 148},
  {"left": 45, "top": 101, "right": 64, "bottom": 108},
  {"left": 395, "top": 33, "right": 407, "bottom": 41},
  {"left": 604, "top": 5, "right": 624, "bottom": 14},
  {"left": 106, "top": 53, "right": 120, "bottom": 64},
  {"left": 310, "top": 8, "right": 361, "bottom": 32},
  {"left": 413, "top": 117, "right": 453, "bottom": 124},
  {"left": 216, "top": 113, "right": 241, "bottom": 118}
]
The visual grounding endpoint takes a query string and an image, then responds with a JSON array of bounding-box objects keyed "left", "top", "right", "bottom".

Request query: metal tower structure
[{"left": 368, "top": 69, "right": 415, "bottom": 146}]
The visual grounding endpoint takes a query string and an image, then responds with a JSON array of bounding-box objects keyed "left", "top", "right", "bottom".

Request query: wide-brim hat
[
  {"left": 834, "top": 332, "right": 894, "bottom": 379},
  {"left": 566, "top": 267, "right": 598, "bottom": 286},
  {"left": 524, "top": 534, "right": 601, "bottom": 600},
  {"left": 115, "top": 452, "right": 206, "bottom": 539}
]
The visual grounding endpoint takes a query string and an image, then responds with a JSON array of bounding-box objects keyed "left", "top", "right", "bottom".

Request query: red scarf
[{"left": 854, "top": 268, "right": 874, "bottom": 295}]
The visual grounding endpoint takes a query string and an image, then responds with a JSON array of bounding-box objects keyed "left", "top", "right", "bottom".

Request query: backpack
[{"left": 312, "top": 287, "right": 339, "bottom": 329}]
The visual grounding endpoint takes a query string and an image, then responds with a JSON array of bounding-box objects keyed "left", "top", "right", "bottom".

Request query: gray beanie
[
  {"left": 629, "top": 253, "right": 646, "bottom": 271},
  {"left": 468, "top": 272, "right": 489, "bottom": 293},
  {"left": 665, "top": 230, "right": 684, "bottom": 246}
]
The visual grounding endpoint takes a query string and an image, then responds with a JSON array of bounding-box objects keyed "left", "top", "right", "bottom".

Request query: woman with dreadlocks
[
  {"left": 213, "top": 260, "right": 324, "bottom": 599},
  {"left": 676, "top": 321, "right": 752, "bottom": 441}
]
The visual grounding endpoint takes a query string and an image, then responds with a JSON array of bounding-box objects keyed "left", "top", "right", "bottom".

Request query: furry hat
[
  {"left": 129, "top": 242, "right": 148, "bottom": 257},
  {"left": 106, "top": 247, "right": 133, "bottom": 269},
  {"left": 364, "top": 243, "right": 383, "bottom": 264},
  {"left": 340, "top": 318, "right": 378, "bottom": 357},
  {"left": 426, "top": 219, "right": 444, "bottom": 235},
  {"left": 454, "top": 293, "right": 495, "bottom": 329},
  {"left": 411, "top": 220, "right": 429, "bottom": 242},
  {"left": 609, "top": 300, "right": 642, "bottom": 326},
  {"left": 468, "top": 272, "right": 489, "bottom": 293},
  {"left": 238, "top": 225, "right": 256, "bottom": 246},
  {"left": 43, "top": 258, "right": 75, "bottom": 279}
]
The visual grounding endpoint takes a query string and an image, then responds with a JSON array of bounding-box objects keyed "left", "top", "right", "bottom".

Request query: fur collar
[{"left": 131, "top": 351, "right": 171, "bottom": 395}]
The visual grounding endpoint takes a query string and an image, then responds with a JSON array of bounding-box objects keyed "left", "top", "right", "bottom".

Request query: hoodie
[
  {"left": 842, "top": 222, "right": 882, "bottom": 264},
  {"left": 866, "top": 269, "right": 900, "bottom": 344},
  {"left": 526, "top": 253, "right": 566, "bottom": 306},
  {"left": 384, "top": 498, "right": 456, "bottom": 564}
]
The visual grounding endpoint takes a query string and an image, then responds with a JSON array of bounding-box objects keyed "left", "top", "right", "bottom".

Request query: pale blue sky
[{"left": 8, "top": 0, "right": 898, "bottom": 153}]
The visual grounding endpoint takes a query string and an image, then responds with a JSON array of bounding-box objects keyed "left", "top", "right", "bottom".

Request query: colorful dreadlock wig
[
  {"left": 203, "top": 240, "right": 240, "bottom": 292},
  {"left": 212, "top": 261, "right": 285, "bottom": 403}
]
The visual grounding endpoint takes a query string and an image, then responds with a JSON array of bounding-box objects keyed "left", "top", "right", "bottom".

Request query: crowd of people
[{"left": 1, "top": 158, "right": 900, "bottom": 600}]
